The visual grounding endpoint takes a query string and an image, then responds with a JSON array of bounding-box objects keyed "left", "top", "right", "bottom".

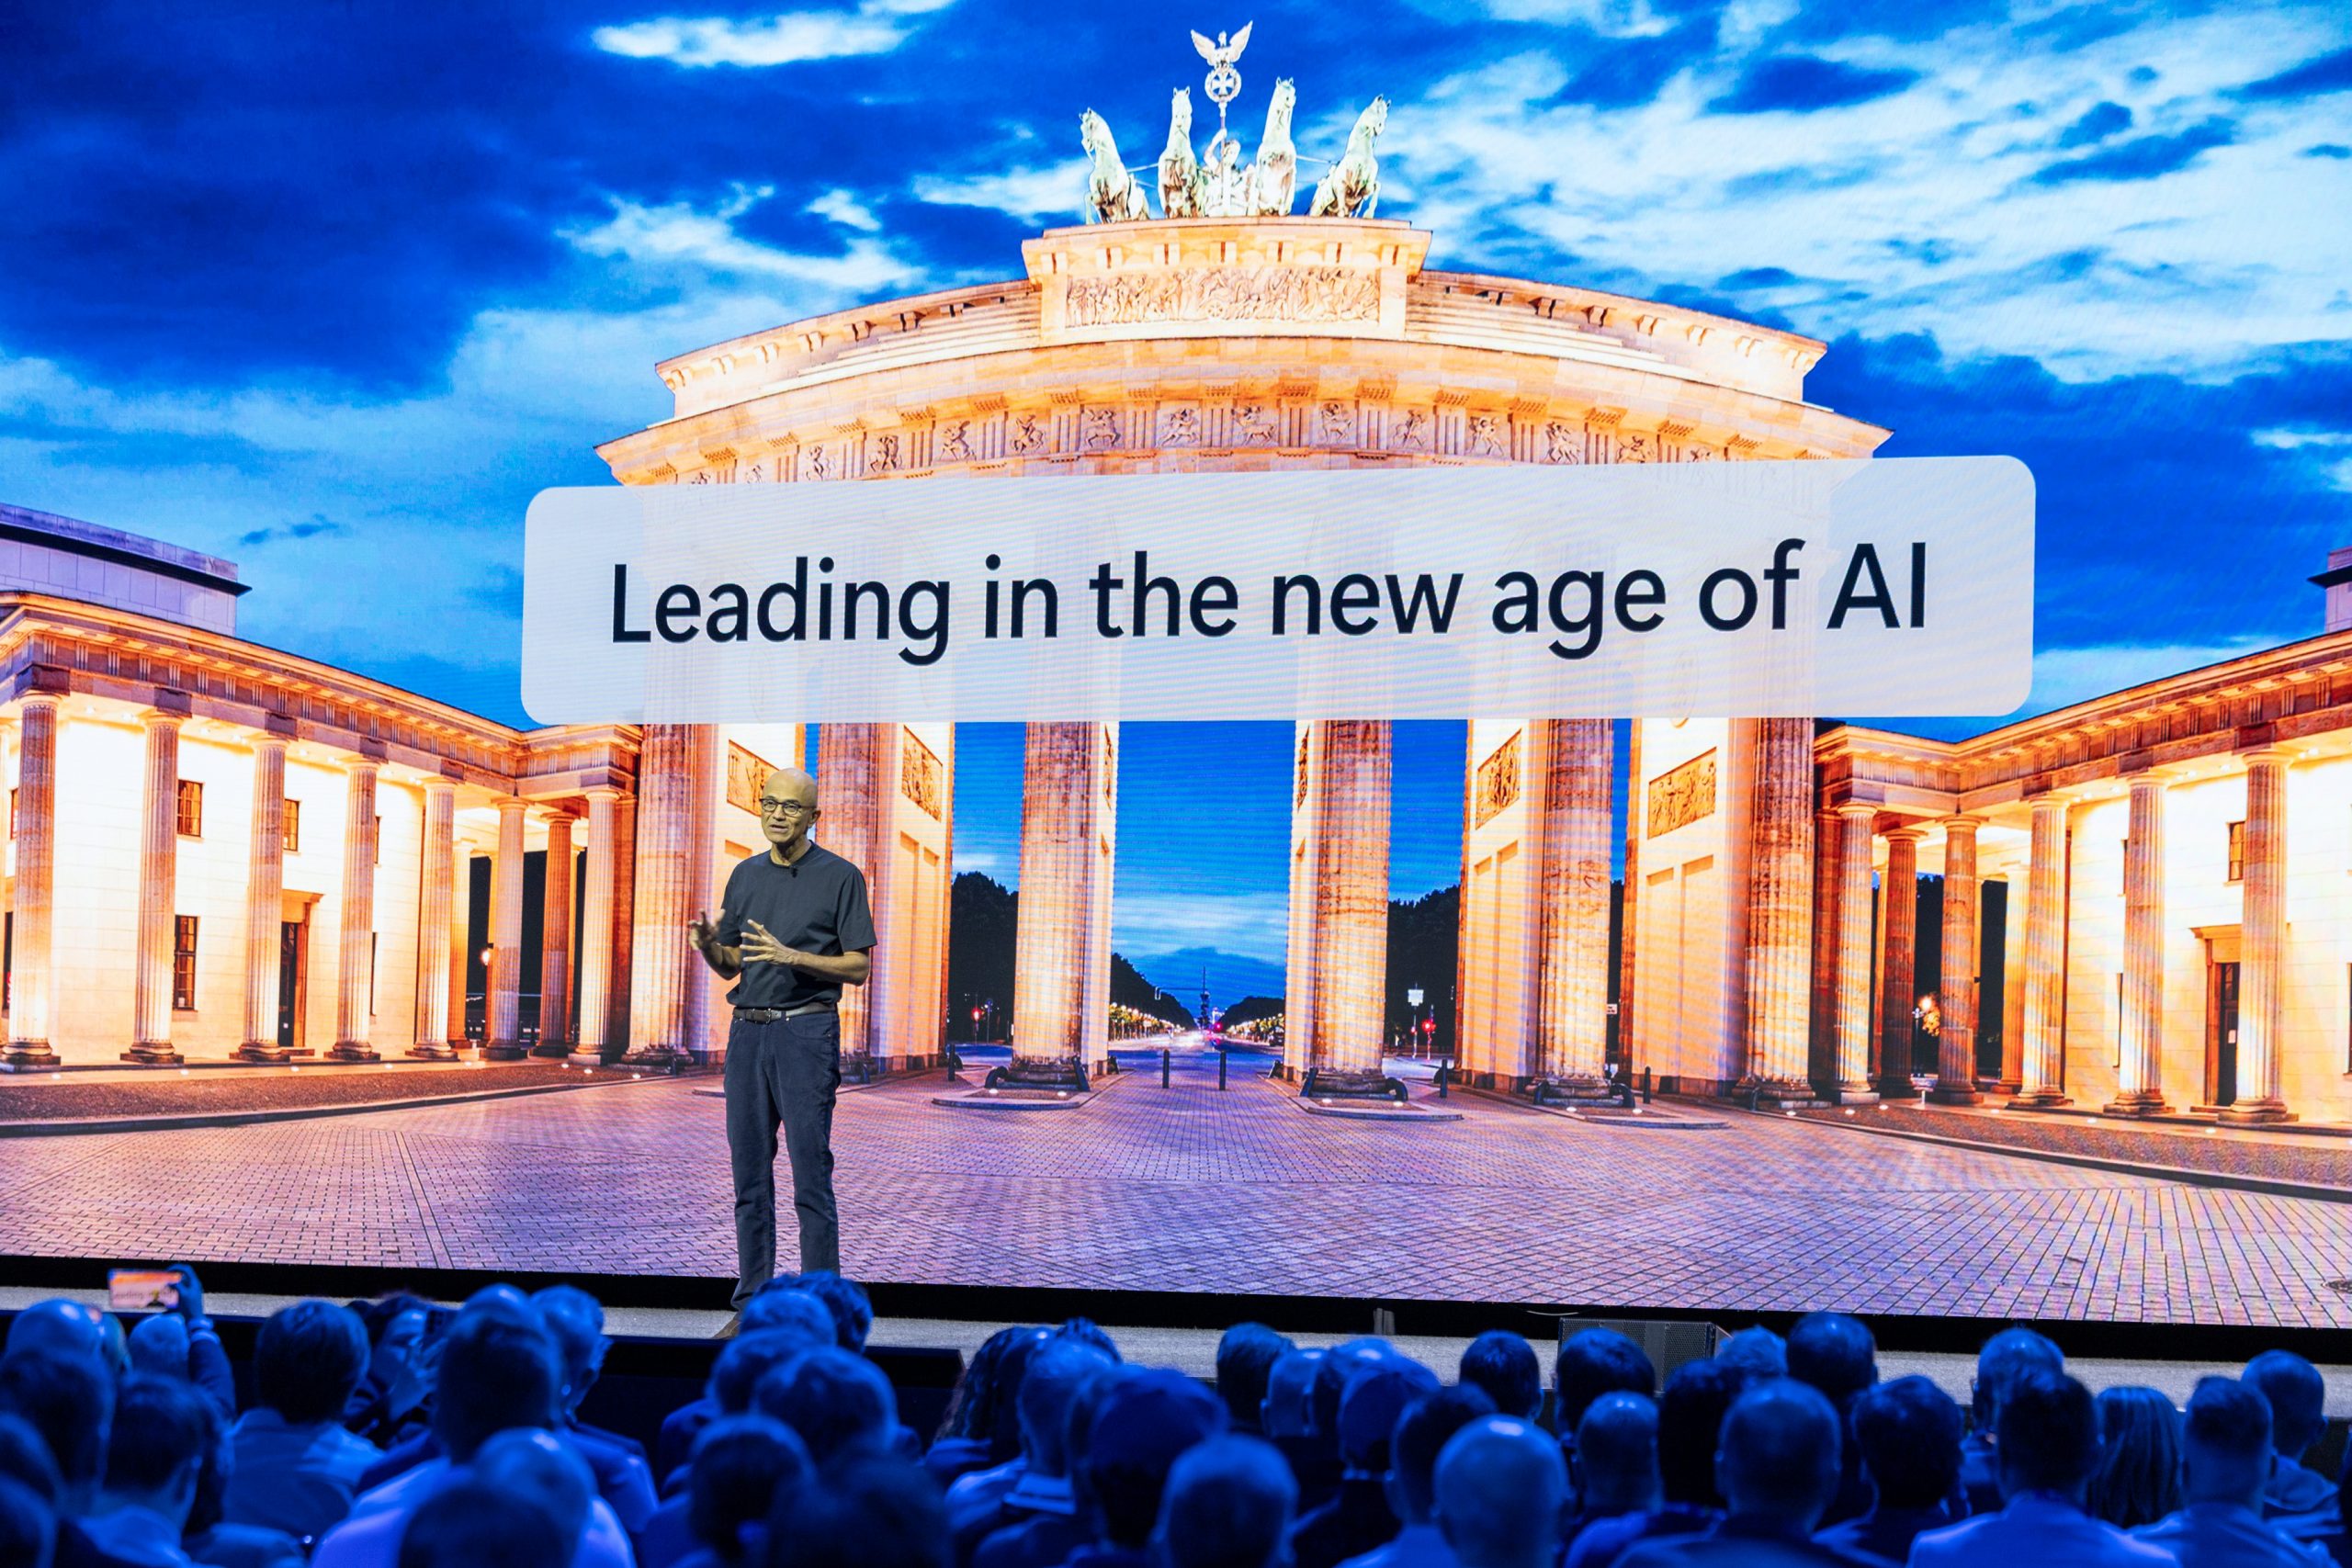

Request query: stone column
[
  {"left": 2222, "top": 751, "right": 2290, "bottom": 1123},
  {"left": 571, "top": 786, "right": 618, "bottom": 1066},
  {"left": 624, "top": 726, "right": 699, "bottom": 1065},
  {"left": 327, "top": 761, "right": 381, "bottom": 1062},
  {"left": 1012, "top": 723, "right": 1116, "bottom": 1066},
  {"left": 409, "top": 780, "right": 458, "bottom": 1059},
  {"left": 126, "top": 711, "right": 184, "bottom": 1065},
  {"left": 2013, "top": 796, "right": 2071, "bottom": 1106},
  {"left": 1291, "top": 720, "right": 1391, "bottom": 1078},
  {"left": 483, "top": 796, "right": 527, "bottom": 1059},
  {"left": 447, "top": 840, "right": 473, "bottom": 1053},
  {"left": 235, "top": 738, "right": 289, "bottom": 1060},
  {"left": 817, "top": 725, "right": 889, "bottom": 1061},
  {"left": 1928, "top": 817, "right": 1983, "bottom": 1104},
  {"left": 1741, "top": 717, "right": 1816, "bottom": 1104},
  {"left": 533, "top": 813, "right": 575, "bottom": 1056},
  {"left": 1531, "top": 719, "right": 1612, "bottom": 1092},
  {"left": 1833, "top": 804, "right": 1880, "bottom": 1102},
  {"left": 5, "top": 695, "right": 61, "bottom": 1067},
  {"left": 1809, "top": 807, "right": 1841, "bottom": 1087},
  {"left": 2107, "top": 774, "right": 2171, "bottom": 1115},
  {"left": 1616, "top": 721, "right": 1644, "bottom": 1072},
  {"left": 1875, "top": 828, "right": 1923, "bottom": 1098}
]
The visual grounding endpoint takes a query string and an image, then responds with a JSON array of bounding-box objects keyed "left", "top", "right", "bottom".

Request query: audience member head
[
  {"left": 1972, "top": 1327, "right": 2063, "bottom": 1434},
  {"left": 1155, "top": 1436, "right": 1296, "bottom": 1568},
  {"left": 1716, "top": 1327, "right": 1787, "bottom": 1380},
  {"left": 740, "top": 1284, "right": 837, "bottom": 1349},
  {"left": 529, "top": 1286, "right": 609, "bottom": 1416},
  {"left": 461, "top": 1283, "right": 540, "bottom": 1327},
  {"left": 471, "top": 1429, "right": 595, "bottom": 1562},
  {"left": 1057, "top": 1318, "right": 1122, "bottom": 1364},
  {"left": 752, "top": 1347, "right": 898, "bottom": 1464},
  {"left": 714, "top": 1332, "right": 819, "bottom": 1417},
  {"left": 399, "top": 1479, "right": 567, "bottom": 1568},
  {"left": 1555, "top": 1329, "right": 1655, "bottom": 1433},
  {"left": 0, "top": 1475, "right": 53, "bottom": 1568},
  {"left": 1214, "top": 1325, "right": 1292, "bottom": 1433},
  {"left": 1995, "top": 1371, "right": 2100, "bottom": 1505},
  {"left": 429, "top": 1310, "right": 561, "bottom": 1462},
  {"left": 0, "top": 1352, "right": 115, "bottom": 1511},
  {"left": 789, "top": 1273, "right": 874, "bottom": 1353},
  {"left": 1260, "top": 1348, "right": 1322, "bottom": 1440},
  {"left": 358, "top": 1295, "right": 433, "bottom": 1392},
  {"left": 1, "top": 1303, "right": 106, "bottom": 1369},
  {"left": 686, "top": 1416, "right": 810, "bottom": 1564},
  {"left": 1434, "top": 1417, "right": 1567, "bottom": 1568},
  {"left": 0, "top": 1415, "right": 63, "bottom": 1506},
  {"left": 1657, "top": 1358, "right": 1752, "bottom": 1509},
  {"left": 2180, "top": 1377, "right": 2272, "bottom": 1510},
  {"left": 1849, "top": 1375, "right": 1963, "bottom": 1513},
  {"left": 938, "top": 1325, "right": 1046, "bottom": 1443},
  {"left": 2088, "top": 1386, "right": 2183, "bottom": 1529},
  {"left": 100, "top": 1373, "right": 211, "bottom": 1529},
  {"left": 1785, "top": 1314, "right": 1876, "bottom": 1407},
  {"left": 255, "top": 1301, "right": 371, "bottom": 1425},
  {"left": 1339, "top": 1362, "right": 1441, "bottom": 1474},
  {"left": 764, "top": 1455, "right": 947, "bottom": 1568},
  {"left": 1576, "top": 1393, "right": 1661, "bottom": 1516},
  {"left": 2242, "top": 1351, "right": 2325, "bottom": 1461},
  {"left": 1459, "top": 1332, "right": 1543, "bottom": 1421},
  {"left": 979, "top": 1329, "right": 1057, "bottom": 1464},
  {"left": 1716, "top": 1380, "right": 1840, "bottom": 1532},
  {"left": 1309, "top": 1340, "right": 1395, "bottom": 1447},
  {"left": 125, "top": 1314, "right": 189, "bottom": 1383},
  {"left": 1018, "top": 1342, "right": 1114, "bottom": 1478},
  {"left": 1079, "top": 1369, "right": 1228, "bottom": 1550},
  {"left": 1389, "top": 1385, "right": 1496, "bottom": 1528}
]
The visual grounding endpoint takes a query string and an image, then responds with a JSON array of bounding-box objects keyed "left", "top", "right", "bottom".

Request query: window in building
[
  {"left": 283, "top": 798, "right": 300, "bottom": 854},
  {"left": 173, "top": 916, "right": 198, "bottom": 1011},
  {"left": 175, "top": 779, "right": 203, "bottom": 838},
  {"left": 2227, "top": 820, "right": 2245, "bottom": 883}
]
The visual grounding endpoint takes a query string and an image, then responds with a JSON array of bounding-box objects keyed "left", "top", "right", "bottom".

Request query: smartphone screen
[{"left": 107, "top": 1269, "right": 180, "bottom": 1312}]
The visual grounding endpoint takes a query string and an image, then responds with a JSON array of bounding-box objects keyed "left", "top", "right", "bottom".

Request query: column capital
[
  {"left": 2240, "top": 744, "right": 2292, "bottom": 769},
  {"left": 135, "top": 707, "right": 186, "bottom": 731},
  {"left": 1939, "top": 813, "right": 1981, "bottom": 833},
  {"left": 582, "top": 784, "right": 624, "bottom": 803},
  {"left": 421, "top": 775, "right": 458, "bottom": 798},
  {"left": 17, "top": 692, "right": 62, "bottom": 715},
  {"left": 1835, "top": 801, "right": 1879, "bottom": 823},
  {"left": 1883, "top": 824, "right": 1928, "bottom": 845}
]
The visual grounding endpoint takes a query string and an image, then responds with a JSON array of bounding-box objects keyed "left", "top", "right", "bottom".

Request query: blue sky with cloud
[{"left": 3, "top": 0, "right": 2348, "bottom": 994}]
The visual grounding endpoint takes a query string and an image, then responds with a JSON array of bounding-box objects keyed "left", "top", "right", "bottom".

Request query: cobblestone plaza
[{"left": 5, "top": 1064, "right": 2346, "bottom": 1327}]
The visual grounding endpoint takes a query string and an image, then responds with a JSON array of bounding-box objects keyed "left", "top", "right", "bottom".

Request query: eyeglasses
[{"left": 757, "top": 799, "right": 813, "bottom": 818}]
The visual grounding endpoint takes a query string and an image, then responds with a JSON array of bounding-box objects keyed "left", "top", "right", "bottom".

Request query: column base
[
  {"left": 232, "top": 1042, "right": 292, "bottom": 1063},
  {"left": 2217, "top": 1099, "right": 2295, "bottom": 1126},
  {"left": 1873, "top": 1074, "right": 1923, "bottom": 1101},
  {"left": 1736, "top": 1077, "right": 1827, "bottom": 1111},
  {"left": 323, "top": 1043, "right": 382, "bottom": 1063},
  {"left": 1926, "top": 1080, "right": 1984, "bottom": 1106},
  {"left": 1834, "top": 1082, "right": 1881, "bottom": 1106},
  {"left": 481, "top": 1040, "right": 529, "bottom": 1062},
  {"left": 406, "top": 1042, "right": 458, "bottom": 1061},
  {"left": 617, "top": 1043, "right": 690, "bottom": 1069},
  {"left": 121, "top": 1043, "right": 183, "bottom": 1066},
  {"left": 2008, "top": 1089, "right": 2073, "bottom": 1110},
  {"left": 2100, "top": 1092, "right": 2172, "bottom": 1118},
  {"left": 528, "top": 1038, "right": 571, "bottom": 1059},
  {"left": 4, "top": 1042, "right": 60, "bottom": 1070},
  {"left": 565, "top": 1049, "right": 612, "bottom": 1069}
]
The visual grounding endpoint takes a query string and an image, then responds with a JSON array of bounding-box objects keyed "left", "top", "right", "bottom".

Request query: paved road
[{"left": 4, "top": 1063, "right": 2346, "bottom": 1326}]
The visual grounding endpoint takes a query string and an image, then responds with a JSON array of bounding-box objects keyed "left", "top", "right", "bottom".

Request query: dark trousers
[{"left": 724, "top": 1010, "right": 841, "bottom": 1306}]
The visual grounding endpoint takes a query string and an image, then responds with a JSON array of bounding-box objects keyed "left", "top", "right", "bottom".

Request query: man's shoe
[{"left": 713, "top": 1312, "right": 741, "bottom": 1340}]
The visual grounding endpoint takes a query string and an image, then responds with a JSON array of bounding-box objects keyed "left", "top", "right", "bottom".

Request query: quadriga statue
[
  {"left": 1307, "top": 96, "right": 1388, "bottom": 220},
  {"left": 1080, "top": 109, "right": 1151, "bottom": 223}
]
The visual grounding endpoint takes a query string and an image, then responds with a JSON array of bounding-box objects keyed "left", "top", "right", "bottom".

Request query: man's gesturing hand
[
  {"left": 688, "top": 910, "right": 720, "bottom": 953},
  {"left": 740, "top": 919, "right": 797, "bottom": 967}
]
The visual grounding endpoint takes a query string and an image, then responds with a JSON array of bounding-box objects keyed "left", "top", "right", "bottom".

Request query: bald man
[
  {"left": 689, "top": 767, "right": 875, "bottom": 1315},
  {"left": 1436, "top": 1417, "right": 1568, "bottom": 1568}
]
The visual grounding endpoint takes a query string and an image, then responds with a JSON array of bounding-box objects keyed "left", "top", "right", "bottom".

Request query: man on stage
[{"left": 687, "top": 766, "right": 875, "bottom": 1321}]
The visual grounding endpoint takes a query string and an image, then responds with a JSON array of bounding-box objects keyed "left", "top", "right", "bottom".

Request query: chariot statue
[
  {"left": 1159, "top": 88, "right": 1205, "bottom": 218},
  {"left": 1080, "top": 108, "right": 1151, "bottom": 223}
]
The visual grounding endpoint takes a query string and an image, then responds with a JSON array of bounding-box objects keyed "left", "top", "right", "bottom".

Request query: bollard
[
  {"left": 1436, "top": 1061, "right": 1450, "bottom": 1100},
  {"left": 1161, "top": 1047, "right": 1172, "bottom": 1087},
  {"left": 1642, "top": 1066, "right": 1654, "bottom": 1104},
  {"left": 1217, "top": 1050, "right": 1227, "bottom": 1091}
]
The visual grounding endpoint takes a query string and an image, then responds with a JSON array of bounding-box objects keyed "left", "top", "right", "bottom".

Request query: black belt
[{"left": 735, "top": 1002, "right": 832, "bottom": 1023}]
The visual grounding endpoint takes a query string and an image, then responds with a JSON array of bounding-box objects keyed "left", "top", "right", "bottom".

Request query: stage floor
[{"left": 4, "top": 1061, "right": 2346, "bottom": 1327}]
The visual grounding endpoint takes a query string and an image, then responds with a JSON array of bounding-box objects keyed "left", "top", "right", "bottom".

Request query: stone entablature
[
  {"left": 613, "top": 220, "right": 1869, "bottom": 481},
  {"left": 1820, "top": 627, "right": 2352, "bottom": 818}
]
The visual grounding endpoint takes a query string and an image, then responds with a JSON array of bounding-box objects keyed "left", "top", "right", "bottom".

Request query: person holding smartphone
[{"left": 687, "top": 767, "right": 874, "bottom": 1329}]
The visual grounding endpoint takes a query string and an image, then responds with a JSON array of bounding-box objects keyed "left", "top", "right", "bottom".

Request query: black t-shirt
[{"left": 715, "top": 841, "right": 877, "bottom": 1010}]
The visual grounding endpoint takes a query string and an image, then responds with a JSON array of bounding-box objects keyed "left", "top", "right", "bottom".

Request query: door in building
[
  {"left": 277, "top": 919, "right": 307, "bottom": 1052},
  {"left": 2206, "top": 958, "right": 2241, "bottom": 1108}
]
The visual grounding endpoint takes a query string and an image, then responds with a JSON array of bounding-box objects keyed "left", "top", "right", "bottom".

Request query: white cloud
[
  {"left": 2024, "top": 637, "right": 2279, "bottom": 716},
  {"left": 807, "top": 188, "right": 881, "bottom": 232},
  {"left": 912, "top": 161, "right": 1087, "bottom": 226},
  {"left": 564, "top": 185, "right": 918, "bottom": 291},
  {"left": 591, "top": 0, "right": 952, "bottom": 68},
  {"left": 1112, "top": 890, "right": 1289, "bottom": 964},
  {"left": 1469, "top": 0, "right": 1673, "bottom": 36}
]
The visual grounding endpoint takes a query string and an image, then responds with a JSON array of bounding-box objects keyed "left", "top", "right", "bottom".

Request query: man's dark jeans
[{"left": 725, "top": 1010, "right": 841, "bottom": 1306}]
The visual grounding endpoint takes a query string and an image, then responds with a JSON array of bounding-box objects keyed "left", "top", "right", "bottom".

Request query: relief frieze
[{"left": 1062, "top": 265, "right": 1382, "bottom": 330}]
